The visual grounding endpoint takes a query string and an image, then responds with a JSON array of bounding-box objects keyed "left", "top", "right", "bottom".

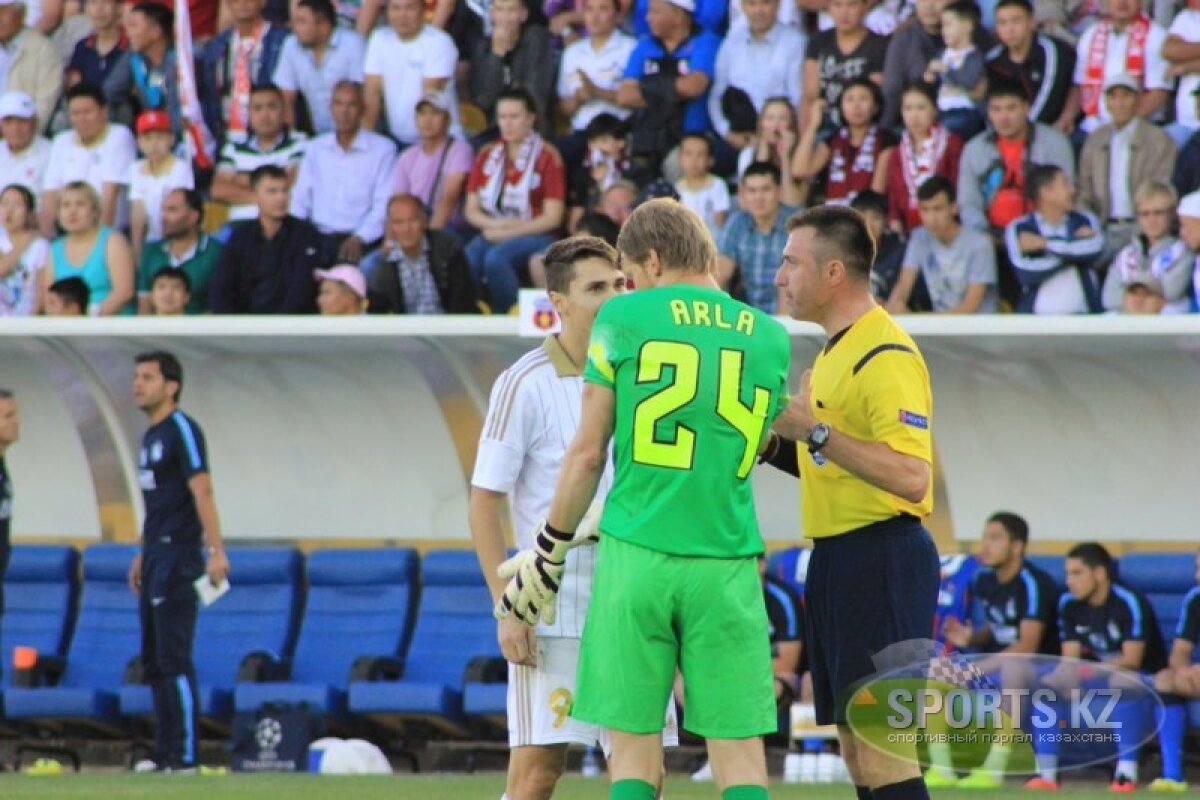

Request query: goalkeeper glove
[{"left": 494, "top": 502, "right": 605, "bottom": 626}]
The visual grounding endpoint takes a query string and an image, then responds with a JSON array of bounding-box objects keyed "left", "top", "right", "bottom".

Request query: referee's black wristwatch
[{"left": 805, "top": 423, "right": 832, "bottom": 454}]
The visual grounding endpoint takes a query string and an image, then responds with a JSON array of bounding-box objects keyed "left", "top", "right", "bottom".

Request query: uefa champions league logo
[{"left": 255, "top": 717, "right": 283, "bottom": 757}]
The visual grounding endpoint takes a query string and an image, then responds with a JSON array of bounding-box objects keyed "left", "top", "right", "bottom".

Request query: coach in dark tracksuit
[{"left": 128, "top": 352, "right": 230, "bottom": 773}]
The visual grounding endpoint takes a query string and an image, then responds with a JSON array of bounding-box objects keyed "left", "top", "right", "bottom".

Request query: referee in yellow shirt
[{"left": 763, "top": 205, "right": 939, "bottom": 800}]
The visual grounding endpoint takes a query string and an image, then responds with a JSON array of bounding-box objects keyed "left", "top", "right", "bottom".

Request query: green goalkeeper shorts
[{"left": 572, "top": 535, "right": 777, "bottom": 739}]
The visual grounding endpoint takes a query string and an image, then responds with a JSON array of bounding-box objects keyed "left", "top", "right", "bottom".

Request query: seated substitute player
[
  {"left": 931, "top": 511, "right": 1061, "bottom": 788},
  {"left": 933, "top": 552, "right": 978, "bottom": 654},
  {"left": 1151, "top": 550, "right": 1200, "bottom": 793},
  {"left": 1030, "top": 543, "right": 1168, "bottom": 792},
  {"left": 763, "top": 205, "right": 941, "bottom": 800},
  {"left": 470, "top": 235, "right": 676, "bottom": 800},
  {"left": 497, "top": 199, "right": 792, "bottom": 800}
]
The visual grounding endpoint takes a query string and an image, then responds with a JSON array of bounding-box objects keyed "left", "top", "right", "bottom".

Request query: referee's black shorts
[{"left": 804, "top": 515, "right": 939, "bottom": 725}]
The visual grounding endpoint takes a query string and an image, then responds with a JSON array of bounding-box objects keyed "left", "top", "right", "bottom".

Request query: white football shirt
[{"left": 471, "top": 336, "right": 613, "bottom": 640}]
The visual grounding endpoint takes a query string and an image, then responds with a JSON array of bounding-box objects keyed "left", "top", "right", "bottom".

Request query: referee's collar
[
  {"left": 542, "top": 335, "right": 582, "bottom": 377},
  {"left": 824, "top": 324, "right": 852, "bottom": 354}
]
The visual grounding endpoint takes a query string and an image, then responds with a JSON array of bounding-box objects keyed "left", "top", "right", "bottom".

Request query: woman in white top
[{"left": 0, "top": 184, "right": 50, "bottom": 316}]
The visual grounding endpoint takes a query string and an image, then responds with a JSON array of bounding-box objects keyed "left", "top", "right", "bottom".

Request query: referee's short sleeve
[
  {"left": 860, "top": 348, "right": 933, "bottom": 464},
  {"left": 471, "top": 371, "right": 537, "bottom": 494}
]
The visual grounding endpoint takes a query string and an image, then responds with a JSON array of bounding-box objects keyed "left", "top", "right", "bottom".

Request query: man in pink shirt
[{"left": 390, "top": 90, "right": 473, "bottom": 234}]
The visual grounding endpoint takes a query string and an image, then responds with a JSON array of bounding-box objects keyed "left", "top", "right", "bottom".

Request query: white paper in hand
[{"left": 194, "top": 575, "right": 231, "bottom": 607}]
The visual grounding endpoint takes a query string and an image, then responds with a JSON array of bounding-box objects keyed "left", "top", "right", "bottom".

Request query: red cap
[{"left": 136, "top": 110, "right": 173, "bottom": 136}]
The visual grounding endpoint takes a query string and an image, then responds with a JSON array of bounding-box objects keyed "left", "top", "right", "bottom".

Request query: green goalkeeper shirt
[{"left": 583, "top": 284, "right": 791, "bottom": 558}]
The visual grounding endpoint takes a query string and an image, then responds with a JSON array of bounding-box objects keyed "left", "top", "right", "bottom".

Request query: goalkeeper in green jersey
[{"left": 496, "top": 199, "right": 793, "bottom": 800}]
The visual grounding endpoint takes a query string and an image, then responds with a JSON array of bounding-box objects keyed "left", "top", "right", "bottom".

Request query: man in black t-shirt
[
  {"left": 802, "top": 0, "right": 887, "bottom": 131},
  {"left": 1032, "top": 543, "right": 1167, "bottom": 791},
  {"left": 763, "top": 564, "right": 805, "bottom": 708},
  {"left": 1151, "top": 552, "right": 1200, "bottom": 791},
  {"left": 128, "top": 352, "right": 230, "bottom": 774},
  {"left": 1059, "top": 544, "right": 1166, "bottom": 672},
  {"left": 929, "top": 512, "right": 1060, "bottom": 789},
  {"left": 986, "top": 0, "right": 1078, "bottom": 131},
  {"left": 943, "top": 512, "right": 1060, "bottom": 657}
]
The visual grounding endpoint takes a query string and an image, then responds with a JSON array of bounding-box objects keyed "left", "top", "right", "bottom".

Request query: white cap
[
  {"left": 1103, "top": 72, "right": 1140, "bottom": 94},
  {"left": 1124, "top": 273, "right": 1165, "bottom": 296},
  {"left": 657, "top": 0, "right": 695, "bottom": 12},
  {"left": 0, "top": 91, "right": 35, "bottom": 120},
  {"left": 1179, "top": 191, "right": 1200, "bottom": 219}
]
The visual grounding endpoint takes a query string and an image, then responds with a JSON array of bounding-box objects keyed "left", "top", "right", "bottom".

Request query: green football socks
[
  {"left": 611, "top": 779, "right": 657, "bottom": 800},
  {"left": 722, "top": 786, "right": 769, "bottom": 799}
]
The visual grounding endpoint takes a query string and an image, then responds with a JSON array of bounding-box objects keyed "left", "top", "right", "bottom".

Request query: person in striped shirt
[{"left": 211, "top": 83, "right": 308, "bottom": 226}]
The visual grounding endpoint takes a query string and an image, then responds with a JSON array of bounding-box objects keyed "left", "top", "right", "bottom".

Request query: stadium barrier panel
[{"left": 1, "top": 315, "right": 1198, "bottom": 546}]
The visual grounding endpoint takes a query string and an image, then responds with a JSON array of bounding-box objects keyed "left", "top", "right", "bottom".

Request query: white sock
[
  {"left": 1115, "top": 759, "right": 1138, "bottom": 782},
  {"left": 928, "top": 741, "right": 954, "bottom": 776},
  {"left": 1036, "top": 754, "right": 1058, "bottom": 783},
  {"left": 982, "top": 742, "right": 1011, "bottom": 777}
]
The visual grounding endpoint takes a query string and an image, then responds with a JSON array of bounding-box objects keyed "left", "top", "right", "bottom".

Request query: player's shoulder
[
  {"left": 972, "top": 566, "right": 997, "bottom": 590},
  {"left": 1183, "top": 586, "right": 1200, "bottom": 610},
  {"left": 849, "top": 306, "right": 928, "bottom": 374},
  {"left": 1024, "top": 560, "right": 1057, "bottom": 587},
  {"left": 491, "top": 346, "right": 555, "bottom": 401},
  {"left": 168, "top": 410, "right": 204, "bottom": 441},
  {"left": 1057, "top": 589, "right": 1078, "bottom": 609},
  {"left": 1112, "top": 583, "right": 1149, "bottom": 613}
]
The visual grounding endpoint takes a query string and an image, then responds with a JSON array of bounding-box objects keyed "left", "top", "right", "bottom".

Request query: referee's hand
[
  {"left": 128, "top": 552, "right": 142, "bottom": 596},
  {"left": 773, "top": 369, "right": 816, "bottom": 441}
]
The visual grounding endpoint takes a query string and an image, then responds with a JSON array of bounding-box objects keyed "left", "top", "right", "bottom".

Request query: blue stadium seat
[
  {"left": 118, "top": 547, "right": 304, "bottom": 724},
  {"left": 766, "top": 547, "right": 810, "bottom": 599},
  {"left": 233, "top": 548, "right": 419, "bottom": 718},
  {"left": 349, "top": 550, "right": 501, "bottom": 735},
  {"left": 0, "top": 546, "right": 80, "bottom": 690},
  {"left": 1117, "top": 553, "right": 1198, "bottom": 654},
  {"left": 462, "top": 682, "right": 507, "bottom": 724},
  {"left": 4, "top": 544, "right": 140, "bottom": 734}
]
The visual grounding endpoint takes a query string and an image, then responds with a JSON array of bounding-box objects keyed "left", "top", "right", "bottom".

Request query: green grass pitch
[{"left": 0, "top": 774, "right": 1125, "bottom": 799}]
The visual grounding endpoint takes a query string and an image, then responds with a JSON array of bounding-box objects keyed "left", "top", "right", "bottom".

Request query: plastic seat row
[
  {"left": 767, "top": 547, "right": 1198, "bottom": 657},
  {"left": 0, "top": 544, "right": 505, "bottom": 739}
]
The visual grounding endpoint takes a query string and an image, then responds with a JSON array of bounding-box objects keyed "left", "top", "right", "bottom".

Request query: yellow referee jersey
[{"left": 799, "top": 306, "right": 933, "bottom": 538}]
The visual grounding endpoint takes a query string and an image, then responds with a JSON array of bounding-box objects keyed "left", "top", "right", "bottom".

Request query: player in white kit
[{"left": 469, "top": 236, "right": 677, "bottom": 800}]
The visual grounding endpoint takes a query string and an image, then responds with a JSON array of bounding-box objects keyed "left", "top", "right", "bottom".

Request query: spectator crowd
[{"left": 1, "top": 0, "right": 1200, "bottom": 317}]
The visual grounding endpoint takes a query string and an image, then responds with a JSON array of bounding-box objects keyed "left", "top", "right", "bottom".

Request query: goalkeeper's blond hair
[{"left": 616, "top": 198, "right": 717, "bottom": 276}]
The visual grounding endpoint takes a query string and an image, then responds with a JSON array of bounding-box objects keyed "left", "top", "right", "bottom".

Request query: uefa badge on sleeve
[{"left": 518, "top": 289, "right": 562, "bottom": 337}]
